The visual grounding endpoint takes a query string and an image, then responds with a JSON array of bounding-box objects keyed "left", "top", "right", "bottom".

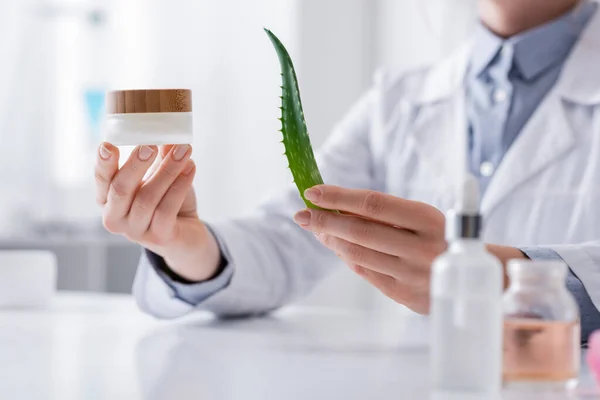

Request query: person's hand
[
  {"left": 95, "top": 143, "right": 221, "bottom": 282},
  {"left": 293, "top": 185, "right": 524, "bottom": 314}
]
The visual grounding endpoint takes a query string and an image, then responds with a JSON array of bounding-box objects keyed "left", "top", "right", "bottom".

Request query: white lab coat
[{"left": 134, "top": 9, "right": 600, "bottom": 319}]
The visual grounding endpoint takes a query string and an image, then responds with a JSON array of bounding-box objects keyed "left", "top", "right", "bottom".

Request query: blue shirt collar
[{"left": 470, "top": 0, "right": 597, "bottom": 81}]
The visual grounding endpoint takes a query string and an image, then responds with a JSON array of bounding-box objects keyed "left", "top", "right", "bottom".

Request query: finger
[
  {"left": 304, "top": 185, "right": 444, "bottom": 234},
  {"left": 147, "top": 160, "right": 197, "bottom": 245},
  {"left": 160, "top": 145, "right": 175, "bottom": 158},
  {"left": 347, "top": 263, "right": 408, "bottom": 301},
  {"left": 146, "top": 145, "right": 176, "bottom": 178},
  {"left": 95, "top": 142, "right": 120, "bottom": 206},
  {"left": 103, "top": 146, "right": 158, "bottom": 231},
  {"left": 316, "top": 233, "right": 399, "bottom": 275},
  {"left": 157, "top": 147, "right": 197, "bottom": 218},
  {"left": 297, "top": 209, "right": 427, "bottom": 260},
  {"left": 128, "top": 145, "right": 192, "bottom": 235},
  {"left": 317, "top": 234, "right": 425, "bottom": 285},
  {"left": 352, "top": 264, "right": 426, "bottom": 313},
  {"left": 179, "top": 182, "right": 198, "bottom": 218}
]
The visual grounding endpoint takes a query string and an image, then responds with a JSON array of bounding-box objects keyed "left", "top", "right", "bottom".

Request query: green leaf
[{"left": 264, "top": 28, "right": 330, "bottom": 211}]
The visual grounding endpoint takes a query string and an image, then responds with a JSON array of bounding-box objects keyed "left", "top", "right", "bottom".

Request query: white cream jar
[
  {"left": 104, "top": 89, "right": 193, "bottom": 145},
  {"left": 0, "top": 251, "right": 57, "bottom": 309}
]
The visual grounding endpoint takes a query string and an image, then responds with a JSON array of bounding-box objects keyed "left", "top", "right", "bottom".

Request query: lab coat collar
[
  {"left": 415, "top": 1, "right": 600, "bottom": 106},
  {"left": 555, "top": 2, "right": 600, "bottom": 105}
]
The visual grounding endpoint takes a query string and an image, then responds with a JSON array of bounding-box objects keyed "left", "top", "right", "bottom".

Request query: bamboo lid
[{"left": 106, "top": 89, "right": 192, "bottom": 114}]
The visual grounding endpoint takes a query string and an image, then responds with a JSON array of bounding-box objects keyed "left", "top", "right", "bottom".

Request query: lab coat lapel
[
  {"left": 408, "top": 92, "right": 468, "bottom": 194},
  {"left": 482, "top": 7, "right": 600, "bottom": 216},
  {"left": 408, "top": 44, "right": 471, "bottom": 195},
  {"left": 480, "top": 95, "right": 575, "bottom": 216}
]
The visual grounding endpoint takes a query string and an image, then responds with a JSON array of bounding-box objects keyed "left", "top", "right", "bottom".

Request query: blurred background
[{"left": 0, "top": 0, "right": 476, "bottom": 310}]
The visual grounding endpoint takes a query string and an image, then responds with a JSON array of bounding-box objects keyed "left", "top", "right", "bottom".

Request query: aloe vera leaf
[{"left": 265, "top": 28, "right": 327, "bottom": 210}]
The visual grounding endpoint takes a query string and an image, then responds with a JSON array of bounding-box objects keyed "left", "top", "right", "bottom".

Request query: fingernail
[
  {"left": 173, "top": 145, "right": 190, "bottom": 161},
  {"left": 294, "top": 210, "right": 311, "bottom": 226},
  {"left": 99, "top": 145, "right": 112, "bottom": 160},
  {"left": 183, "top": 160, "right": 195, "bottom": 175},
  {"left": 304, "top": 188, "right": 321, "bottom": 203},
  {"left": 138, "top": 146, "right": 155, "bottom": 161}
]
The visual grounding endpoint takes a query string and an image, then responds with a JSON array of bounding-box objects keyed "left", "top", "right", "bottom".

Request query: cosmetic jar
[
  {"left": 0, "top": 251, "right": 57, "bottom": 308},
  {"left": 104, "top": 89, "right": 193, "bottom": 145},
  {"left": 502, "top": 260, "right": 580, "bottom": 391}
]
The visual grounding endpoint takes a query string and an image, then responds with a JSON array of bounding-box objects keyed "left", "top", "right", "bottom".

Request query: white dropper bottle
[{"left": 430, "top": 175, "right": 504, "bottom": 398}]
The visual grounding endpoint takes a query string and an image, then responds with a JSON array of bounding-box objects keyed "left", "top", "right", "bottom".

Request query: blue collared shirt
[
  {"left": 148, "top": 0, "right": 599, "bottom": 342},
  {"left": 467, "top": 0, "right": 597, "bottom": 193}
]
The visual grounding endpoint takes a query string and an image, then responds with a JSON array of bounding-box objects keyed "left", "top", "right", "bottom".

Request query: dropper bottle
[{"left": 430, "top": 175, "right": 504, "bottom": 398}]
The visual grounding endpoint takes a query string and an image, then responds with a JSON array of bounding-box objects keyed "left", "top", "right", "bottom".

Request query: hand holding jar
[{"left": 94, "top": 89, "right": 222, "bottom": 283}]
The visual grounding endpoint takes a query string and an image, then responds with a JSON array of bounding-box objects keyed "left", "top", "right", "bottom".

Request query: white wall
[
  {"left": 0, "top": 0, "right": 57, "bottom": 235},
  {"left": 377, "top": 0, "right": 478, "bottom": 68},
  {"left": 135, "top": 0, "right": 299, "bottom": 219},
  {"left": 297, "top": 0, "right": 376, "bottom": 148}
]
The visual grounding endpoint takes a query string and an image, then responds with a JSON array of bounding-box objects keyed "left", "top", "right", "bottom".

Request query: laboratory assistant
[{"left": 95, "top": 0, "right": 600, "bottom": 340}]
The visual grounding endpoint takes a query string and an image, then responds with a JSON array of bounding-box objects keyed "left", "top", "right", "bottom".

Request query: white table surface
[{"left": 0, "top": 293, "right": 598, "bottom": 400}]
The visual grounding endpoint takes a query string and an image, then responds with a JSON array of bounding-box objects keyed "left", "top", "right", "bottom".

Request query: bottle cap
[
  {"left": 105, "top": 89, "right": 192, "bottom": 114},
  {"left": 445, "top": 174, "right": 482, "bottom": 240},
  {"left": 445, "top": 211, "right": 482, "bottom": 239},
  {"left": 456, "top": 174, "right": 479, "bottom": 215}
]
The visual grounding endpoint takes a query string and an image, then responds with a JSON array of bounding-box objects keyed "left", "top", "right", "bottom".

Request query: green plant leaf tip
[{"left": 264, "top": 28, "right": 330, "bottom": 211}]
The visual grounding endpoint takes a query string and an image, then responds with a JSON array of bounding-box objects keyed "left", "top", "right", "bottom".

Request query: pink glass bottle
[{"left": 503, "top": 260, "right": 580, "bottom": 391}]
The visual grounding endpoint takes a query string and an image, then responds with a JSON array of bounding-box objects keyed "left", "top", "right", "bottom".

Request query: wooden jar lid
[{"left": 106, "top": 89, "right": 192, "bottom": 114}]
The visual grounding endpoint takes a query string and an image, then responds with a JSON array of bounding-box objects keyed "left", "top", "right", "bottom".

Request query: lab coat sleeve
[
  {"left": 144, "top": 247, "right": 235, "bottom": 306},
  {"left": 521, "top": 247, "right": 600, "bottom": 342},
  {"left": 553, "top": 241, "right": 600, "bottom": 313},
  {"left": 133, "top": 88, "right": 381, "bottom": 319}
]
